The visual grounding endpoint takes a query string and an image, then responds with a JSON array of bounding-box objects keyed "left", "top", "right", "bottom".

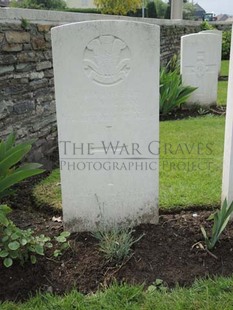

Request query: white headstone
[
  {"left": 222, "top": 27, "right": 233, "bottom": 205},
  {"left": 51, "top": 21, "right": 160, "bottom": 232},
  {"left": 181, "top": 33, "right": 219, "bottom": 106},
  {"left": 200, "top": 30, "right": 222, "bottom": 75},
  {"left": 171, "top": 0, "right": 183, "bottom": 19}
]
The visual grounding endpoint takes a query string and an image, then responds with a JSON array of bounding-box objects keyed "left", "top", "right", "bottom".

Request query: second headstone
[{"left": 181, "top": 33, "right": 219, "bottom": 106}]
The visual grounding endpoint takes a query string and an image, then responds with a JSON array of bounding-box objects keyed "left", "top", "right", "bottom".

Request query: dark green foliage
[
  {"left": 159, "top": 59, "right": 197, "bottom": 115},
  {"left": 201, "top": 199, "right": 233, "bottom": 250},
  {"left": 11, "top": 0, "right": 67, "bottom": 10},
  {"left": 164, "top": 3, "right": 170, "bottom": 19},
  {"left": 0, "top": 205, "right": 53, "bottom": 267},
  {"left": 183, "top": 2, "right": 195, "bottom": 20},
  {"left": 0, "top": 133, "right": 44, "bottom": 200},
  {"left": 64, "top": 7, "right": 101, "bottom": 14},
  {"left": 20, "top": 18, "right": 30, "bottom": 30},
  {"left": 200, "top": 21, "right": 215, "bottom": 30},
  {"left": 128, "top": 8, "right": 148, "bottom": 17},
  {"left": 0, "top": 205, "right": 70, "bottom": 267},
  {"left": 222, "top": 31, "right": 232, "bottom": 60},
  {"left": 154, "top": 0, "right": 167, "bottom": 18},
  {"left": 147, "top": 1, "right": 157, "bottom": 18},
  {"left": 166, "top": 54, "right": 180, "bottom": 72}
]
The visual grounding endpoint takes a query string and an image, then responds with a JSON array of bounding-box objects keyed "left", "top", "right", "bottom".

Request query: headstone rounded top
[{"left": 52, "top": 20, "right": 160, "bottom": 32}]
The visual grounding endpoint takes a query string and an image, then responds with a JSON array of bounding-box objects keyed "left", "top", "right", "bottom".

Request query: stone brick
[
  {"left": 43, "top": 51, "right": 52, "bottom": 60},
  {"left": 36, "top": 93, "right": 54, "bottom": 104},
  {"left": 32, "top": 37, "right": 47, "bottom": 50},
  {"left": 0, "top": 54, "right": 17, "bottom": 65},
  {"left": 23, "top": 43, "right": 32, "bottom": 50},
  {"left": 30, "top": 71, "right": 44, "bottom": 80},
  {"left": 29, "top": 78, "right": 48, "bottom": 90},
  {"left": 5, "top": 31, "right": 30, "bottom": 44},
  {"left": 36, "top": 61, "right": 52, "bottom": 71},
  {"left": 45, "top": 33, "right": 51, "bottom": 42},
  {"left": 13, "top": 100, "right": 35, "bottom": 114},
  {"left": 13, "top": 72, "right": 30, "bottom": 79},
  {"left": 2, "top": 43, "right": 22, "bottom": 52},
  {"left": 44, "top": 69, "right": 54, "bottom": 78},
  {"left": 37, "top": 24, "right": 51, "bottom": 33},
  {"left": 49, "top": 78, "right": 54, "bottom": 86},
  {"left": 18, "top": 52, "right": 36, "bottom": 63},
  {"left": 16, "top": 63, "right": 34, "bottom": 72},
  {"left": 0, "top": 33, "right": 4, "bottom": 43},
  {"left": 20, "top": 78, "right": 29, "bottom": 84},
  {"left": 0, "top": 73, "right": 13, "bottom": 81},
  {"left": 0, "top": 65, "right": 14, "bottom": 75}
]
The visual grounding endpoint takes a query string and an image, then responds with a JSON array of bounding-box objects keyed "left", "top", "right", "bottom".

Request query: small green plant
[
  {"left": 200, "top": 21, "right": 214, "bottom": 30},
  {"left": 165, "top": 54, "right": 180, "bottom": 73},
  {"left": 147, "top": 279, "right": 168, "bottom": 293},
  {"left": 93, "top": 226, "right": 144, "bottom": 263},
  {"left": 0, "top": 132, "right": 44, "bottom": 200},
  {"left": 0, "top": 205, "right": 71, "bottom": 267},
  {"left": 0, "top": 205, "right": 53, "bottom": 267},
  {"left": 222, "top": 31, "right": 232, "bottom": 60},
  {"left": 201, "top": 199, "right": 233, "bottom": 250},
  {"left": 20, "top": 18, "right": 30, "bottom": 30},
  {"left": 160, "top": 67, "right": 197, "bottom": 115},
  {"left": 53, "top": 231, "right": 70, "bottom": 257}
]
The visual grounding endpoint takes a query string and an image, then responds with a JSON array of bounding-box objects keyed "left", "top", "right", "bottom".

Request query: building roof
[
  {"left": 195, "top": 3, "right": 206, "bottom": 13},
  {"left": 217, "top": 14, "right": 230, "bottom": 21}
]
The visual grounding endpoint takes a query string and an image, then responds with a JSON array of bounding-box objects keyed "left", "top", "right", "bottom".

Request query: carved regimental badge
[{"left": 83, "top": 35, "right": 131, "bottom": 86}]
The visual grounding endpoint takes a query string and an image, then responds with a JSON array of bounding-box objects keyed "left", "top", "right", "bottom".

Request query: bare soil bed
[{"left": 1, "top": 175, "right": 233, "bottom": 302}]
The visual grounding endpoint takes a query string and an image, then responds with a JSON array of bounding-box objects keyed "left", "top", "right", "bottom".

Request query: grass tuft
[
  {"left": 92, "top": 227, "right": 144, "bottom": 263},
  {"left": 2, "top": 277, "right": 233, "bottom": 309}
]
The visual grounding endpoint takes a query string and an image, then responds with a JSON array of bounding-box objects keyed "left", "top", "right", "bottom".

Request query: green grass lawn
[
  {"left": 217, "top": 60, "right": 229, "bottom": 106},
  {"left": 34, "top": 116, "right": 225, "bottom": 211},
  {"left": 2, "top": 277, "right": 233, "bottom": 310},
  {"left": 160, "top": 115, "right": 225, "bottom": 208},
  {"left": 218, "top": 81, "right": 228, "bottom": 106},
  {"left": 220, "top": 60, "right": 229, "bottom": 77}
]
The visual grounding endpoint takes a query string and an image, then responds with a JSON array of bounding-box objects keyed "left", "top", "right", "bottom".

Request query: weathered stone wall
[
  {"left": 0, "top": 8, "right": 229, "bottom": 168},
  {"left": 160, "top": 24, "right": 200, "bottom": 65},
  {"left": 0, "top": 22, "right": 56, "bottom": 167}
]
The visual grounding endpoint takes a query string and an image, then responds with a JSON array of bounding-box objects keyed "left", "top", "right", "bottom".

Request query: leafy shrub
[
  {"left": 0, "top": 133, "right": 70, "bottom": 267},
  {"left": 11, "top": 0, "right": 66, "bottom": 10},
  {"left": 53, "top": 231, "right": 70, "bottom": 257},
  {"left": 147, "top": 1, "right": 157, "bottom": 18},
  {"left": 94, "top": 0, "right": 141, "bottom": 15},
  {"left": 0, "top": 133, "right": 44, "bottom": 200},
  {"left": 0, "top": 205, "right": 70, "bottom": 267},
  {"left": 160, "top": 67, "right": 197, "bottom": 116},
  {"left": 166, "top": 54, "right": 180, "bottom": 72},
  {"left": 222, "top": 31, "right": 232, "bottom": 60},
  {"left": 164, "top": 2, "right": 170, "bottom": 19},
  {"left": 64, "top": 7, "right": 101, "bottom": 14},
  {"left": 93, "top": 227, "right": 143, "bottom": 263},
  {"left": 0, "top": 205, "right": 52, "bottom": 267},
  {"left": 0, "top": 207, "right": 70, "bottom": 268},
  {"left": 201, "top": 199, "right": 233, "bottom": 251},
  {"left": 200, "top": 21, "right": 214, "bottom": 30}
]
